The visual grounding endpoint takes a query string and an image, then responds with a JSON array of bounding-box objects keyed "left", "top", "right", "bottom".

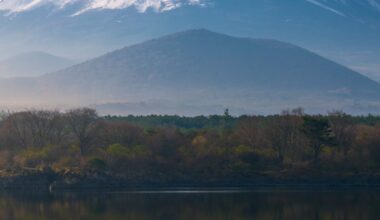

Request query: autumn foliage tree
[{"left": 0, "top": 108, "right": 379, "bottom": 183}]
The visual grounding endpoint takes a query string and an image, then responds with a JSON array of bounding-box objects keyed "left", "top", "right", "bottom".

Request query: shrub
[
  {"left": 85, "top": 157, "right": 107, "bottom": 171},
  {"left": 15, "top": 145, "right": 57, "bottom": 168}
]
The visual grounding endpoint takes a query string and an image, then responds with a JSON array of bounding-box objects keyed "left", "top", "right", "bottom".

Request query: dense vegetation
[{"left": 0, "top": 108, "right": 380, "bottom": 186}]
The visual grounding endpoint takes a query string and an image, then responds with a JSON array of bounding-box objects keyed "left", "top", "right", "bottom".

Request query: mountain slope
[
  {"left": 43, "top": 29, "right": 380, "bottom": 93},
  {"left": 0, "top": 0, "right": 380, "bottom": 82},
  {"left": 0, "top": 52, "right": 75, "bottom": 78},
  {"left": 1, "top": 29, "right": 379, "bottom": 115}
]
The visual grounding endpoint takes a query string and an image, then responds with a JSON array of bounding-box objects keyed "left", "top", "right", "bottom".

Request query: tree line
[{"left": 0, "top": 108, "right": 380, "bottom": 183}]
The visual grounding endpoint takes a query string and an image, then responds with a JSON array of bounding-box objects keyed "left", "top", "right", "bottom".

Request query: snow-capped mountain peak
[
  {"left": 2, "top": 0, "right": 380, "bottom": 16},
  {"left": 0, "top": 0, "right": 206, "bottom": 15}
]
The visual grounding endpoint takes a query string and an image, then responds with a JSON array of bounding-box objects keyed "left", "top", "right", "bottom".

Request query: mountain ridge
[
  {"left": 1, "top": 0, "right": 380, "bottom": 81},
  {"left": 0, "top": 51, "right": 75, "bottom": 78},
  {"left": 0, "top": 29, "right": 379, "bottom": 115},
  {"left": 43, "top": 29, "right": 380, "bottom": 91}
]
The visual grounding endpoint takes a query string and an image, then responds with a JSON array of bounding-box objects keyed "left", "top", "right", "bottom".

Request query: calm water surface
[{"left": 1, "top": 189, "right": 380, "bottom": 220}]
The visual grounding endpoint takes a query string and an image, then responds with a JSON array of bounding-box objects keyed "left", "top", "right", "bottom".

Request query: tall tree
[
  {"left": 328, "top": 111, "right": 355, "bottom": 159},
  {"left": 265, "top": 109, "right": 304, "bottom": 164},
  {"left": 302, "top": 116, "right": 335, "bottom": 162},
  {"left": 66, "top": 108, "right": 98, "bottom": 156}
]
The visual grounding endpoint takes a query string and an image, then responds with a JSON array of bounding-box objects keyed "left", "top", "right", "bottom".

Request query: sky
[{"left": 0, "top": 0, "right": 379, "bottom": 81}]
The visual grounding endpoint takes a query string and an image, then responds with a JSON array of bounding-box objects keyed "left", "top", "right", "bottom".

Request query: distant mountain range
[
  {"left": 0, "top": 29, "right": 379, "bottom": 115},
  {"left": 0, "top": 51, "right": 75, "bottom": 78},
  {"left": 0, "top": 0, "right": 379, "bottom": 82}
]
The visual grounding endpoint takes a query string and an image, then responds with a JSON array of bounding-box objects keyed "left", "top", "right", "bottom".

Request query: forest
[{"left": 0, "top": 107, "right": 380, "bottom": 187}]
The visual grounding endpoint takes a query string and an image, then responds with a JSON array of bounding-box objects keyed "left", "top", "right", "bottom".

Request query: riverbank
[{"left": 1, "top": 170, "right": 380, "bottom": 192}]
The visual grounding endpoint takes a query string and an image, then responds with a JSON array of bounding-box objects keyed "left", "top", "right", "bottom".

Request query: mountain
[
  {"left": 0, "top": 51, "right": 75, "bottom": 78},
  {"left": 0, "top": 29, "right": 379, "bottom": 115},
  {"left": 0, "top": 0, "right": 203, "bottom": 14},
  {"left": 2, "top": 0, "right": 380, "bottom": 18},
  {"left": 0, "top": 0, "right": 380, "bottom": 81}
]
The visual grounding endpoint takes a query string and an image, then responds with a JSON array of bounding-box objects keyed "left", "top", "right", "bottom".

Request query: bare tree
[
  {"left": 328, "top": 111, "right": 356, "bottom": 159},
  {"left": 1, "top": 110, "right": 66, "bottom": 149},
  {"left": 3, "top": 112, "right": 31, "bottom": 149},
  {"left": 265, "top": 109, "right": 304, "bottom": 164},
  {"left": 66, "top": 108, "right": 98, "bottom": 156},
  {"left": 235, "top": 116, "right": 263, "bottom": 149}
]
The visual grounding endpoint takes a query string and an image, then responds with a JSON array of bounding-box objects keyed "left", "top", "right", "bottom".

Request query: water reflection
[{"left": 0, "top": 189, "right": 379, "bottom": 220}]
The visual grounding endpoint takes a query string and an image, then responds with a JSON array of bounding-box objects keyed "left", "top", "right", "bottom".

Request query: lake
[{"left": 0, "top": 189, "right": 379, "bottom": 220}]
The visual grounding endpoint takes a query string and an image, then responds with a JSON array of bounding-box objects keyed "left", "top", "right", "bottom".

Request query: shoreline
[{"left": 1, "top": 171, "right": 380, "bottom": 192}]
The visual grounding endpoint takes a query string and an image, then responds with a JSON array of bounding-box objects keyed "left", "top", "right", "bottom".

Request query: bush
[
  {"left": 85, "top": 157, "right": 107, "bottom": 171},
  {"left": 53, "top": 157, "right": 81, "bottom": 171},
  {"left": 106, "top": 144, "right": 129, "bottom": 157},
  {"left": 106, "top": 143, "right": 150, "bottom": 159},
  {"left": 14, "top": 145, "right": 57, "bottom": 168}
]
